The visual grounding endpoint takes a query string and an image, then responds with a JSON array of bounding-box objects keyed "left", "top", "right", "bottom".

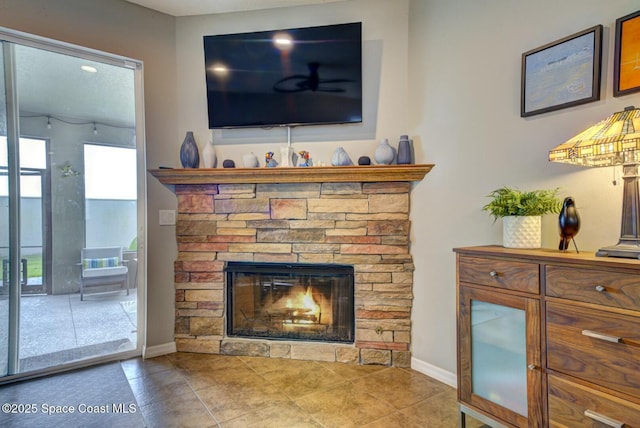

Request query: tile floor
[
  {"left": 0, "top": 361, "right": 144, "bottom": 427},
  {"left": 1, "top": 351, "right": 489, "bottom": 427},
  {"left": 1, "top": 292, "right": 490, "bottom": 427},
  {"left": 122, "top": 352, "right": 486, "bottom": 427}
]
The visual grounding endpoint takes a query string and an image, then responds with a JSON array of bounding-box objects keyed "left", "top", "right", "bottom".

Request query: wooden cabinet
[
  {"left": 455, "top": 246, "right": 640, "bottom": 428},
  {"left": 545, "top": 260, "right": 640, "bottom": 428},
  {"left": 456, "top": 249, "right": 542, "bottom": 427}
]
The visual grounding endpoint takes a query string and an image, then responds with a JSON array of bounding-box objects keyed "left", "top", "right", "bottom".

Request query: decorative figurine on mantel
[
  {"left": 558, "top": 196, "right": 580, "bottom": 253},
  {"left": 331, "top": 147, "right": 353, "bottom": 166},
  {"left": 265, "top": 151, "right": 278, "bottom": 167},
  {"left": 298, "top": 150, "right": 311, "bottom": 167},
  {"left": 358, "top": 156, "right": 371, "bottom": 165}
]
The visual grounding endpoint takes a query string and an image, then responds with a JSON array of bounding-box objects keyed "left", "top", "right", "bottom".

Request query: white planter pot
[{"left": 502, "top": 216, "right": 541, "bottom": 249}]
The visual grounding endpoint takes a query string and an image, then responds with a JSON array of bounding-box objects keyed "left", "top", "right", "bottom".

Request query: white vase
[
  {"left": 502, "top": 216, "right": 541, "bottom": 249},
  {"left": 242, "top": 152, "right": 259, "bottom": 168},
  {"left": 280, "top": 146, "right": 295, "bottom": 167},
  {"left": 202, "top": 140, "right": 217, "bottom": 168},
  {"left": 374, "top": 138, "right": 395, "bottom": 165}
]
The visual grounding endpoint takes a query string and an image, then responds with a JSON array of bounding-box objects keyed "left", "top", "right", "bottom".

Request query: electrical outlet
[
  {"left": 159, "top": 209, "right": 176, "bottom": 226},
  {"left": 375, "top": 326, "right": 384, "bottom": 335}
]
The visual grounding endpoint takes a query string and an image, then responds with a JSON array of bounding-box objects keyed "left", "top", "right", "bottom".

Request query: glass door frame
[
  {"left": 458, "top": 285, "right": 543, "bottom": 427},
  {"left": 0, "top": 26, "right": 147, "bottom": 381}
]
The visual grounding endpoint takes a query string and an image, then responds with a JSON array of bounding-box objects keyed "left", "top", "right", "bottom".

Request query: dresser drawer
[
  {"left": 546, "top": 265, "right": 640, "bottom": 311},
  {"left": 549, "top": 375, "right": 640, "bottom": 428},
  {"left": 546, "top": 301, "right": 640, "bottom": 398},
  {"left": 458, "top": 256, "right": 539, "bottom": 293}
]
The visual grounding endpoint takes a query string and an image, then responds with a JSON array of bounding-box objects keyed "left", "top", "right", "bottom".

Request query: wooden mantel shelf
[{"left": 148, "top": 164, "right": 434, "bottom": 185}]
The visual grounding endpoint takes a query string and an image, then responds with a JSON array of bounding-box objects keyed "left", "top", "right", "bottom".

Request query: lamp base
[{"left": 595, "top": 242, "right": 640, "bottom": 259}]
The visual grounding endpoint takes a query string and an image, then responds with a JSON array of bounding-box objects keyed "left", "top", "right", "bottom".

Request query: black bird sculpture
[{"left": 559, "top": 196, "right": 580, "bottom": 252}]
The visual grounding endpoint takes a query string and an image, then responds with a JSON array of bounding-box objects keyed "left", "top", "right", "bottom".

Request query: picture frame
[
  {"left": 614, "top": 10, "right": 640, "bottom": 97},
  {"left": 521, "top": 25, "right": 602, "bottom": 117}
]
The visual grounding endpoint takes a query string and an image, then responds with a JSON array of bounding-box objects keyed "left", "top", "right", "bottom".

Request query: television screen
[{"left": 203, "top": 22, "right": 362, "bottom": 129}]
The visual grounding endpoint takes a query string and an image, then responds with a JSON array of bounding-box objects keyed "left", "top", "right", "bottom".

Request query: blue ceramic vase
[
  {"left": 397, "top": 135, "right": 412, "bottom": 164},
  {"left": 180, "top": 131, "right": 200, "bottom": 168}
]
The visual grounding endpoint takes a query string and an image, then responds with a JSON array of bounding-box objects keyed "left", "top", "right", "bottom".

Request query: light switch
[{"left": 159, "top": 209, "right": 176, "bottom": 226}]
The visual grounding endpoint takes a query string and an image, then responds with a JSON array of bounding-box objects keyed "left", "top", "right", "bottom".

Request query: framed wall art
[
  {"left": 521, "top": 25, "right": 602, "bottom": 117},
  {"left": 614, "top": 10, "right": 640, "bottom": 97}
]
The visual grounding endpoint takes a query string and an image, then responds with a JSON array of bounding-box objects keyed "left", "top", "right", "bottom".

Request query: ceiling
[
  {"left": 14, "top": 44, "right": 136, "bottom": 129},
  {"left": 124, "top": 0, "right": 346, "bottom": 17}
]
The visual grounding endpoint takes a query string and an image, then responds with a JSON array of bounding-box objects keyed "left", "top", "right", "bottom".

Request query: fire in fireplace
[{"left": 225, "top": 262, "right": 354, "bottom": 343}]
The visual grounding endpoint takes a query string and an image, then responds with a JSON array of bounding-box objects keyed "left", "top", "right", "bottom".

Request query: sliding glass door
[
  {"left": 0, "top": 43, "right": 8, "bottom": 376},
  {"left": 0, "top": 28, "right": 145, "bottom": 380}
]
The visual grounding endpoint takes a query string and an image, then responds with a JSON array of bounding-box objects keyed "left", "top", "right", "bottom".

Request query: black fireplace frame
[{"left": 225, "top": 261, "right": 355, "bottom": 343}]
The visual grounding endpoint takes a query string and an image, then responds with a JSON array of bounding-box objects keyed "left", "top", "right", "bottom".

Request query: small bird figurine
[
  {"left": 264, "top": 151, "right": 278, "bottom": 167},
  {"left": 298, "top": 150, "right": 310, "bottom": 167},
  {"left": 559, "top": 196, "right": 580, "bottom": 252}
]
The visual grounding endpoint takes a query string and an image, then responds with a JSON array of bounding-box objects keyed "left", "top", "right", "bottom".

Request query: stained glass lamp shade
[{"left": 549, "top": 106, "right": 640, "bottom": 258}]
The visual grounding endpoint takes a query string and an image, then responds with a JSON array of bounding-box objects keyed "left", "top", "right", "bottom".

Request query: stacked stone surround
[{"left": 173, "top": 180, "right": 415, "bottom": 367}]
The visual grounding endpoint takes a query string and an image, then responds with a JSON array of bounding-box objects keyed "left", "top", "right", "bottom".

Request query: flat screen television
[{"left": 203, "top": 22, "right": 362, "bottom": 129}]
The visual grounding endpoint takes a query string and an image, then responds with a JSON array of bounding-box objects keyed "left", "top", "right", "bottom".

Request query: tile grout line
[
  {"left": 117, "top": 361, "right": 149, "bottom": 427},
  {"left": 214, "top": 356, "right": 332, "bottom": 426},
  {"left": 167, "top": 355, "right": 223, "bottom": 427},
  {"left": 186, "top": 379, "right": 223, "bottom": 427},
  {"left": 235, "top": 356, "right": 330, "bottom": 427}
]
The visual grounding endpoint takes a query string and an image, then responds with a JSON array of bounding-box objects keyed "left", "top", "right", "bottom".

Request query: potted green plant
[{"left": 483, "top": 186, "right": 562, "bottom": 248}]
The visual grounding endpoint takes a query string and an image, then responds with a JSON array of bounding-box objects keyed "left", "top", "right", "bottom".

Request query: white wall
[
  {"left": 175, "top": 0, "right": 411, "bottom": 165},
  {"left": 409, "top": 0, "right": 640, "bottom": 375}
]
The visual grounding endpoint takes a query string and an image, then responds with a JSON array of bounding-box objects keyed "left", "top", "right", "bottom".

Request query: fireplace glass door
[{"left": 226, "top": 262, "right": 354, "bottom": 343}]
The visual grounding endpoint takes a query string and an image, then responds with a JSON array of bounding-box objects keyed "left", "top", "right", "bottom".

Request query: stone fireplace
[
  {"left": 150, "top": 165, "right": 432, "bottom": 367},
  {"left": 226, "top": 261, "right": 354, "bottom": 343}
]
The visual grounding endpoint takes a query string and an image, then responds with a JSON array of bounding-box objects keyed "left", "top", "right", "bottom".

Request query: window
[
  {"left": 0, "top": 137, "right": 47, "bottom": 197},
  {"left": 83, "top": 144, "right": 137, "bottom": 249}
]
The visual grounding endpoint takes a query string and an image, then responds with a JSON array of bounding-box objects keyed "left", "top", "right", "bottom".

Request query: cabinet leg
[{"left": 459, "top": 405, "right": 466, "bottom": 428}]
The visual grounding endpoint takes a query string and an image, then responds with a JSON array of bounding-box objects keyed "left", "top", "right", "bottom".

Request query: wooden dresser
[{"left": 455, "top": 246, "right": 640, "bottom": 428}]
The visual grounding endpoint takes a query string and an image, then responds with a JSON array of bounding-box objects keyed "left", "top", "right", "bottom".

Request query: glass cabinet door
[
  {"left": 458, "top": 286, "right": 542, "bottom": 427},
  {"left": 471, "top": 300, "right": 527, "bottom": 416}
]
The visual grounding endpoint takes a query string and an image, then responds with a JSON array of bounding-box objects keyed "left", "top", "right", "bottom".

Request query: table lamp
[{"left": 549, "top": 106, "right": 640, "bottom": 259}]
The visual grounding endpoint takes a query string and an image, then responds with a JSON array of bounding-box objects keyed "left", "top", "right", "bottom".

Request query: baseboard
[
  {"left": 411, "top": 356, "right": 456, "bottom": 388},
  {"left": 142, "top": 341, "right": 176, "bottom": 359}
]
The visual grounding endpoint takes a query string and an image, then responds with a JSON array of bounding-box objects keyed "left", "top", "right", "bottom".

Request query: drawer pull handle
[
  {"left": 489, "top": 270, "right": 499, "bottom": 277},
  {"left": 527, "top": 364, "right": 537, "bottom": 371},
  {"left": 595, "top": 285, "right": 606, "bottom": 292},
  {"left": 584, "top": 409, "right": 624, "bottom": 428},
  {"left": 581, "top": 329, "right": 621, "bottom": 343}
]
